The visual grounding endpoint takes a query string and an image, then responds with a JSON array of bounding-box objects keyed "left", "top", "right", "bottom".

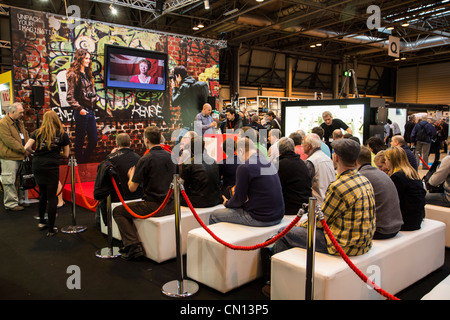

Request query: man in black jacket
[
  {"left": 277, "top": 137, "right": 312, "bottom": 214},
  {"left": 113, "top": 126, "right": 176, "bottom": 260},
  {"left": 224, "top": 108, "right": 243, "bottom": 132},
  {"left": 171, "top": 65, "right": 207, "bottom": 131}
]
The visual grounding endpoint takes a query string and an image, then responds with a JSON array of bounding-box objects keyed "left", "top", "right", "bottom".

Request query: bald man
[{"left": 195, "top": 103, "right": 216, "bottom": 135}]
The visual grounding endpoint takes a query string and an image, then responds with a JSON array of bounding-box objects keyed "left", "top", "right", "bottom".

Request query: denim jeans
[
  {"left": 209, "top": 207, "right": 282, "bottom": 227},
  {"left": 74, "top": 109, "right": 98, "bottom": 164},
  {"left": 272, "top": 226, "right": 329, "bottom": 255}
]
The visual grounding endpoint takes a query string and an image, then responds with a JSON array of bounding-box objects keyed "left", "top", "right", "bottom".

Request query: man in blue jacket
[
  {"left": 411, "top": 115, "right": 437, "bottom": 169},
  {"left": 209, "top": 137, "right": 285, "bottom": 227}
]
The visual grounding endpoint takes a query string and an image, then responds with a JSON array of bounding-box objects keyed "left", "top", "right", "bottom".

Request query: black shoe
[
  {"left": 262, "top": 284, "right": 271, "bottom": 298},
  {"left": 119, "top": 246, "right": 129, "bottom": 254},
  {"left": 121, "top": 243, "right": 144, "bottom": 261},
  {"left": 47, "top": 227, "right": 58, "bottom": 237}
]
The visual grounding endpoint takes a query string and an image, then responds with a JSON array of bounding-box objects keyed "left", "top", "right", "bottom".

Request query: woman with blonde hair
[
  {"left": 384, "top": 146, "right": 425, "bottom": 231},
  {"left": 25, "top": 111, "right": 70, "bottom": 236}
]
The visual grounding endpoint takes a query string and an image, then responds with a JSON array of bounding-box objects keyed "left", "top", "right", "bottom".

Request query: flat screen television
[{"left": 104, "top": 45, "right": 167, "bottom": 92}]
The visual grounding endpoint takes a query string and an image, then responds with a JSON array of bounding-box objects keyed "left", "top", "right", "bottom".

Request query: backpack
[
  {"left": 192, "top": 80, "right": 209, "bottom": 111},
  {"left": 416, "top": 122, "right": 428, "bottom": 142}
]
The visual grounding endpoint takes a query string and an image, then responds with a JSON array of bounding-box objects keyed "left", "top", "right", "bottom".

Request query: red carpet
[{"left": 62, "top": 181, "right": 97, "bottom": 212}]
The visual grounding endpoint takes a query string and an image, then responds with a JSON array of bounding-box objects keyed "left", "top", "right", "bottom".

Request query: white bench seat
[
  {"left": 101, "top": 200, "right": 224, "bottom": 263},
  {"left": 270, "top": 219, "right": 446, "bottom": 300},
  {"left": 186, "top": 216, "right": 297, "bottom": 293},
  {"left": 422, "top": 275, "right": 450, "bottom": 300},
  {"left": 425, "top": 204, "right": 450, "bottom": 247}
]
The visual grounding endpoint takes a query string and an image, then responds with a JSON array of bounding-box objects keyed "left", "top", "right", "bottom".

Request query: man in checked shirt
[{"left": 262, "top": 139, "right": 376, "bottom": 291}]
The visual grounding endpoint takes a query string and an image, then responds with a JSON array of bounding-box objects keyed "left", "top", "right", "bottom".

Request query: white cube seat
[
  {"left": 425, "top": 204, "right": 450, "bottom": 247},
  {"left": 186, "top": 216, "right": 297, "bottom": 293},
  {"left": 422, "top": 275, "right": 450, "bottom": 300},
  {"left": 271, "top": 219, "right": 446, "bottom": 300},
  {"left": 101, "top": 200, "right": 224, "bottom": 263}
]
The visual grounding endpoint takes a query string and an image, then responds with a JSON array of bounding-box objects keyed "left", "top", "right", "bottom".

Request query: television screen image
[
  {"left": 105, "top": 45, "right": 167, "bottom": 91},
  {"left": 284, "top": 103, "right": 365, "bottom": 143}
]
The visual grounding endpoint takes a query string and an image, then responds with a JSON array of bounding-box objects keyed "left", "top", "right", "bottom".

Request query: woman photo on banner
[
  {"left": 66, "top": 48, "right": 98, "bottom": 164},
  {"left": 25, "top": 110, "right": 70, "bottom": 236}
]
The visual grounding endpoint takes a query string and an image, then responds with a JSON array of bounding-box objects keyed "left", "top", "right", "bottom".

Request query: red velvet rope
[
  {"left": 319, "top": 217, "right": 400, "bottom": 300},
  {"left": 111, "top": 176, "right": 173, "bottom": 219},
  {"left": 180, "top": 189, "right": 301, "bottom": 250},
  {"left": 74, "top": 166, "right": 99, "bottom": 209},
  {"left": 418, "top": 154, "right": 430, "bottom": 170},
  {"left": 56, "top": 165, "right": 70, "bottom": 196}
]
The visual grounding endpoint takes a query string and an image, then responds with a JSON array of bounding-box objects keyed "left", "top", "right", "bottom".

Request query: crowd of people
[{"left": 1, "top": 102, "right": 449, "bottom": 290}]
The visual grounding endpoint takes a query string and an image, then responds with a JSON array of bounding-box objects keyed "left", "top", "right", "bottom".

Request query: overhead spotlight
[
  {"left": 401, "top": 57, "right": 406, "bottom": 60},
  {"left": 204, "top": 0, "right": 210, "bottom": 9},
  {"left": 394, "top": 58, "right": 400, "bottom": 61},
  {"left": 401, "top": 22, "right": 410, "bottom": 27},
  {"left": 193, "top": 25, "right": 199, "bottom": 30},
  {"left": 256, "top": 0, "right": 264, "bottom": 2},
  {"left": 316, "top": 43, "right": 322, "bottom": 47},
  {"left": 197, "top": 22, "right": 204, "bottom": 28},
  {"left": 310, "top": 44, "right": 316, "bottom": 48},
  {"left": 110, "top": 4, "right": 117, "bottom": 15},
  {"left": 387, "top": 26, "right": 394, "bottom": 30}
]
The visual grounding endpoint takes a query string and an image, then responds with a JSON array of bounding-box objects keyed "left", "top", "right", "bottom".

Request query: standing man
[
  {"left": 194, "top": 103, "right": 216, "bottom": 135},
  {"left": 410, "top": 114, "right": 437, "bottom": 169},
  {"left": 320, "top": 111, "right": 352, "bottom": 152},
  {"left": 266, "top": 111, "right": 282, "bottom": 132},
  {"left": 0, "top": 102, "right": 30, "bottom": 211}
]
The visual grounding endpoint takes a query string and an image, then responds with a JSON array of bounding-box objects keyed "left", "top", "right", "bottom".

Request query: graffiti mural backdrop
[{"left": 10, "top": 7, "right": 222, "bottom": 162}]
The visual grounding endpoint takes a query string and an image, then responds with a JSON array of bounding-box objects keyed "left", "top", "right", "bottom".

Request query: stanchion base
[
  {"left": 61, "top": 225, "right": 87, "bottom": 234},
  {"left": 162, "top": 280, "right": 199, "bottom": 298},
  {"left": 95, "top": 247, "right": 121, "bottom": 259}
]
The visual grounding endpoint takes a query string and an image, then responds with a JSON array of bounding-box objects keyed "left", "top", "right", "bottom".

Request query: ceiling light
[
  {"left": 394, "top": 58, "right": 400, "bottom": 61},
  {"left": 204, "top": 0, "right": 210, "bottom": 9},
  {"left": 401, "top": 57, "right": 406, "bottom": 60},
  {"left": 256, "top": 0, "right": 264, "bottom": 2},
  {"left": 223, "top": 8, "right": 239, "bottom": 16},
  {"left": 197, "top": 23, "right": 204, "bottom": 28},
  {"left": 401, "top": 22, "right": 410, "bottom": 27},
  {"left": 387, "top": 26, "right": 394, "bottom": 30},
  {"left": 316, "top": 43, "right": 322, "bottom": 47},
  {"left": 193, "top": 26, "right": 199, "bottom": 30},
  {"left": 110, "top": 4, "right": 117, "bottom": 15},
  {"left": 310, "top": 44, "right": 316, "bottom": 48}
]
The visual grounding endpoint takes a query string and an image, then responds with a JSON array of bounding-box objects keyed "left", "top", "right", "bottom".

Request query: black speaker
[
  {"left": 31, "top": 86, "right": 45, "bottom": 108},
  {"left": 207, "top": 96, "right": 216, "bottom": 109}
]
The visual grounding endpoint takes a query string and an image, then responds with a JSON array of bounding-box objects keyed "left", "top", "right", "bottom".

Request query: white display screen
[{"left": 284, "top": 104, "right": 365, "bottom": 142}]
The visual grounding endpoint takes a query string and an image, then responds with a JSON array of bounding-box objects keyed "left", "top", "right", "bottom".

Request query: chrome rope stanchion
[
  {"left": 305, "top": 197, "right": 317, "bottom": 300},
  {"left": 162, "top": 174, "right": 199, "bottom": 298},
  {"left": 95, "top": 194, "right": 121, "bottom": 258},
  {"left": 61, "top": 156, "right": 87, "bottom": 234}
]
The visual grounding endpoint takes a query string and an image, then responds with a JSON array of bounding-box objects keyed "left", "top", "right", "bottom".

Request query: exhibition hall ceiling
[{"left": 1, "top": 0, "right": 450, "bottom": 67}]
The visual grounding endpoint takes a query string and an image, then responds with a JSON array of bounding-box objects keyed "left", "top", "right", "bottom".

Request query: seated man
[
  {"left": 303, "top": 133, "right": 336, "bottom": 205},
  {"left": 277, "top": 137, "right": 312, "bottom": 215},
  {"left": 390, "top": 135, "right": 418, "bottom": 171},
  {"left": 107, "top": 133, "right": 143, "bottom": 202},
  {"left": 356, "top": 146, "right": 403, "bottom": 239},
  {"left": 113, "top": 126, "right": 176, "bottom": 261},
  {"left": 95, "top": 133, "right": 143, "bottom": 228},
  {"left": 262, "top": 139, "right": 376, "bottom": 294},
  {"left": 179, "top": 135, "right": 222, "bottom": 208},
  {"left": 426, "top": 150, "right": 450, "bottom": 207},
  {"left": 219, "top": 137, "right": 240, "bottom": 194},
  {"left": 209, "top": 137, "right": 285, "bottom": 227}
]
